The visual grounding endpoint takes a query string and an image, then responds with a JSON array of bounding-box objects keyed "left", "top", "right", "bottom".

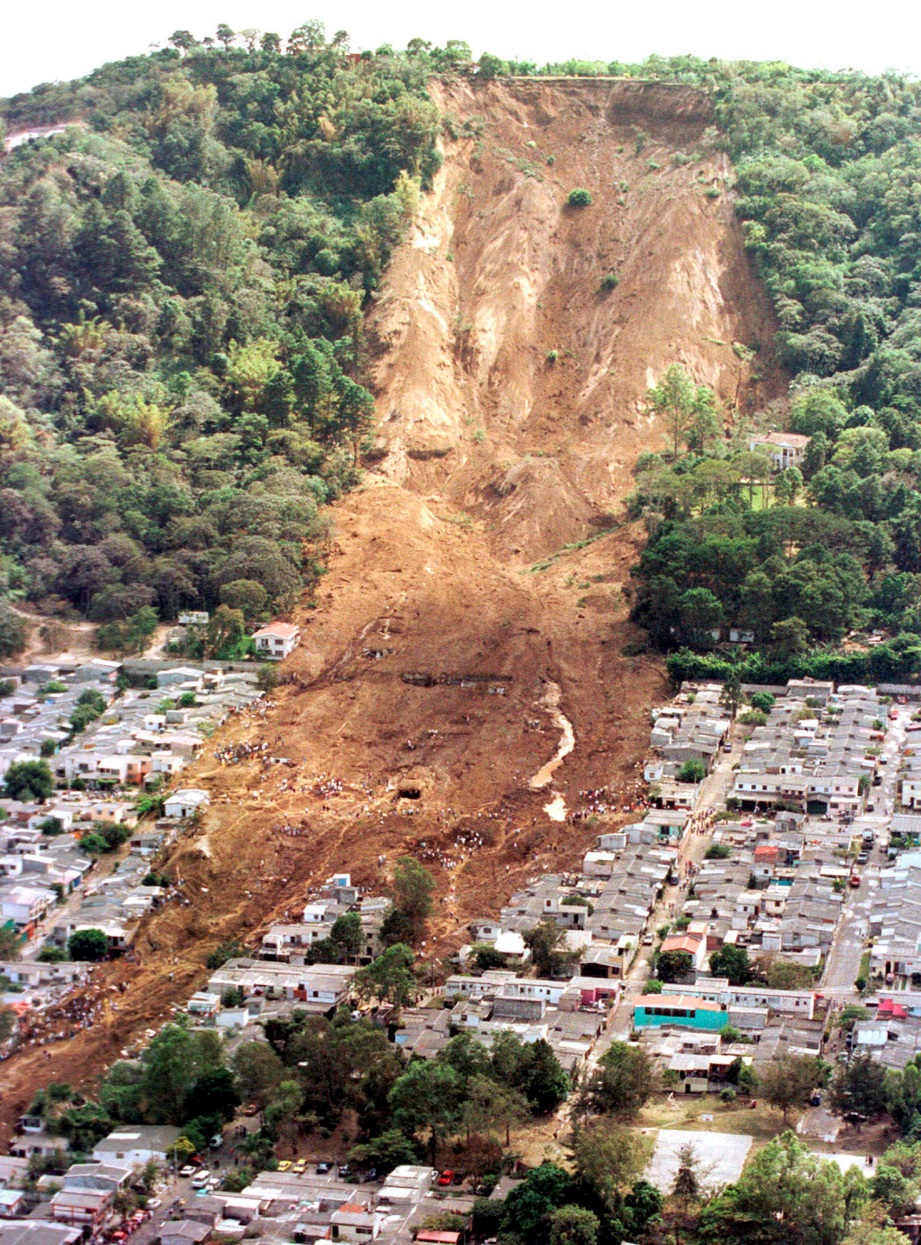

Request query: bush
[
  {"left": 4, "top": 760, "right": 54, "bottom": 802},
  {"left": 705, "top": 843, "right": 731, "bottom": 859},
  {"left": 678, "top": 759, "right": 706, "bottom": 783},
  {"left": 207, "top": 939, "right": 246, "bottom": 970},
  {"left": 600, "top": 271, "right": 619, "bottom": 291},
  {"left": 567, "top": 188, "right": 593, "bottom": 207},
  {"left": 546, "top": 350, "right": 559, "bottom": 364},
  {"left": 256, "top": 664, "right": 280, "bottom": 692},
  {"left": 738, "top": 709, "right": 767, "bottom": 727},
  {"left": 720, "top": 1087, "right": 737, "bottom": 1104},
  {"left": 68, "top": 929, "right": 109, "bottom": 961},
  {"left": 37, "top": 946, "right": 68, "bottom": 963}
]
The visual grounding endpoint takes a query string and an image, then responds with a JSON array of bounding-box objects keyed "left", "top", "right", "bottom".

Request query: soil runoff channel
[{"left": 528, "top": 681, "right": 576, "bottom": 822}]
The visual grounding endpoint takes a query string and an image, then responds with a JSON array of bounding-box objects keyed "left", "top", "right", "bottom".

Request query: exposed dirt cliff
[{"left": 0, "top": 78, "right": 784, "bottom": 1132}]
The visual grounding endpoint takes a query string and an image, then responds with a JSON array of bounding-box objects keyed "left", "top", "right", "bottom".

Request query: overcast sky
[{"left": 2, "top": 0, "right": 920, "bottom": 99}]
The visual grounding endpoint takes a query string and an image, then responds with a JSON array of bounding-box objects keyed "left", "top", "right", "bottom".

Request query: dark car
[
  {"left": 316, "top": 1162, "right": 332, "bottom": 1174},
  {"left": 338, "top": 1165, "right": 351, "bottom": 1180}
]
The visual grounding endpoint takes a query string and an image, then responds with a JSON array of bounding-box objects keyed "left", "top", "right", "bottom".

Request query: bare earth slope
[{"left": 0, "top": 79, "right": 784, "bottom": 1133}]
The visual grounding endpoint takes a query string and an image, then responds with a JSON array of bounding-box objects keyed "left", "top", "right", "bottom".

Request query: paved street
[
  {"left": 605, "top": 737, "right": 740, "bottom": 1042},
  {"left": 820, "top": 705, "right": 909, "bottom": 994}
]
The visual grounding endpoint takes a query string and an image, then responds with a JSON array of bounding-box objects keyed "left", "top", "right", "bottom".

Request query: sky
[{"left": 2, "top": 0, "right": 921, "bottom": 98}]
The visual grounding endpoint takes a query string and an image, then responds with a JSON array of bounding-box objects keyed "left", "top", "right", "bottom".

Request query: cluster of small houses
[
  {"left": 8, "top": 658, "right": 921, "bottom": 1243},
  {"left": 0, "top": 1128, "right": 464, "bottom": 1245},
  {"left": 0, "top": 657, "right": 266, "bottom": 1027}
]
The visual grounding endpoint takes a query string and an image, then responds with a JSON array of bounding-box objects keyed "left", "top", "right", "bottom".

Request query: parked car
[
  {"left": 452, "top": 1172, "right": 465, "bottom": 1186},
  {"left": 438, "top": 1170, "right": 455, "bottom": 1187},
  {"left": 338, "top": 1165, "right": 351, "bottom": 1179},
  {"left": 316, "top": 1162, "right": 332, "bottom": 1174},
  {"left": 178, "top": 1166, "right": 196, "bottom": 1179},
  {"left": 810, "top": 1092, "right": 822, "bottom": 1107},
  {"left": 292, "top": 1159, "right": 308, "bottom": 1175},
  {"left": 277, "top": 1161, "right": 291, "bottom": 1172},
  {"left": 243, "top": 1103, "right": 260, "bottom": 1117},
  {"left": 209, "top": 1134, "right": 223, "bottom": 1149}
]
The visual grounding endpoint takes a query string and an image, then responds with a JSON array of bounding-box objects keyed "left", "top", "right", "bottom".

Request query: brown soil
[{"left": 0, "top": 78, "right": 785, "bottom": 1138}]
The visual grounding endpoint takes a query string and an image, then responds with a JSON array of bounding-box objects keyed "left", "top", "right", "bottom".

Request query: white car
[{"left": 178, "top": 1166, "right": 196, "bottom": 1179}]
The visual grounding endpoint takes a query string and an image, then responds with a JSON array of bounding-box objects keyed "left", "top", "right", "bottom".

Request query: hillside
[{"left": 0, "top": 77, "right": 783, "bottom": 1135}]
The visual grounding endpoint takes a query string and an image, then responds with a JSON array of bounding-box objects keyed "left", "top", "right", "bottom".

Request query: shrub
[
  {"left": 600, "top": 272, "right": 619, "bottom": 291},
  {"left": 705, "top": 843, "right": 731, "bottom": 860},
  {"left": 567, "top": 188, "right": 593, "bottom": 207},
  {"left": 256, "top": 664, "right": 280, "bottom": 692},
  {"left": 678, "top": 759, "right": 706, "bottom": 783},
  {"left": 68, "top": 929, "right": 109, "bottom": 961},
  {"left": 207, "top": 939, "right": 246, "bottom": 969},
  {"left": 546, "top": 350, "right": 559, "bottom": 364},
  {"left": 37, "top": 946, "right": 68, "bottom": 963}
]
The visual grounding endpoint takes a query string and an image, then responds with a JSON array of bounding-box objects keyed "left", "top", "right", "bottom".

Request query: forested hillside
[
  {"left": 5, "top": 36, "right": 921, "bottom": 678},
  {"left": 0, "top": 26, "right": 449, "bottom": 653},
  {"left": 612, "top": 60, "right": 921, "bottom": 683}
]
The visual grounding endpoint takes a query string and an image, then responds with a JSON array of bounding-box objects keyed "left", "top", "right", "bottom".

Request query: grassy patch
[{"left": 526, "top": 525, "right": 622, "bottom": 573}]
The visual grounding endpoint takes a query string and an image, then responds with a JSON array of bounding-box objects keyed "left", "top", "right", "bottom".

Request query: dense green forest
[
  {"left": 0, "top": 25, "right": 449, "bottom": 653},
  {"left": 608, "top": 58, "right": 921, "bottom": 685},
  {"left": 5, "top": 35, "right": 921, "bottom": 676}
]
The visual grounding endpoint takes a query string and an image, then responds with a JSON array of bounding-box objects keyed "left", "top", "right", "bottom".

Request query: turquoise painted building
[{"left": 633, "top": 994, "right": 728, "bottom": 1032}]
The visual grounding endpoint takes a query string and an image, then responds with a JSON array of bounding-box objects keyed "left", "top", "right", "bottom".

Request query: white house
[
  {"left": 748, "top": 431, "right": 811, "bottom": 471},
  {"left": 163, "top": 789, "right": 210, "bottom": 819},
  {"left": 1, "top": 885, "right": 55, "bottom": 929},
  {"left": 251, "top": 622, "right": 300, "bottom": 660},
  {"left": 92, "top": 1126, "right": 181, "bottom": 1166}
]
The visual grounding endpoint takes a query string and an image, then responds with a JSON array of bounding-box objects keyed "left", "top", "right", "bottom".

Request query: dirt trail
[{"left": 0, "top": 78, "right": 784, "bottom": 1136}]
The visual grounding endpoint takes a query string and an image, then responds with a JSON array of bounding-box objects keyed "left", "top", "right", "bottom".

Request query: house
[
  {"left": 330, "top": 1200, "right": 378, "bottom": 1242},
  {"left": 633, "top": 994, "right": 728, "bottom": 1032},
  {"left": 92, "top": 1125, "right": 181, "bottom": 1166},
  {"left": 163, "top": 789, "right": 210, "bottom": 820},
  {"left": 252, "top": 622, "right": 300, "bottom": 660},
  {"left": 159, "top": 1222, "right": 213, "bottom": 1245},
  {"left": 0, "top": 1191, "right": 25, "bottom": 1218},
  {"left": 50, "top": 1188, "right": 112, "bottom": 1230},
  {"left": 0, "top": 1159, "right": 29, "bottom": 1190},
  {"left": 748, "top": 431, "right": 811, "bottom": 471},
  {"left": 156, "top": 668, "right": 203, "bottom": 690},
  {"left": 659, "top": 932, "right": 709, "bottom": 973},
  {"left": 1, "top": 885, "right": 55, "bottom": 931},
  {"left": 0, "top": 1227, "right": 81, "bottom": 1245}
]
